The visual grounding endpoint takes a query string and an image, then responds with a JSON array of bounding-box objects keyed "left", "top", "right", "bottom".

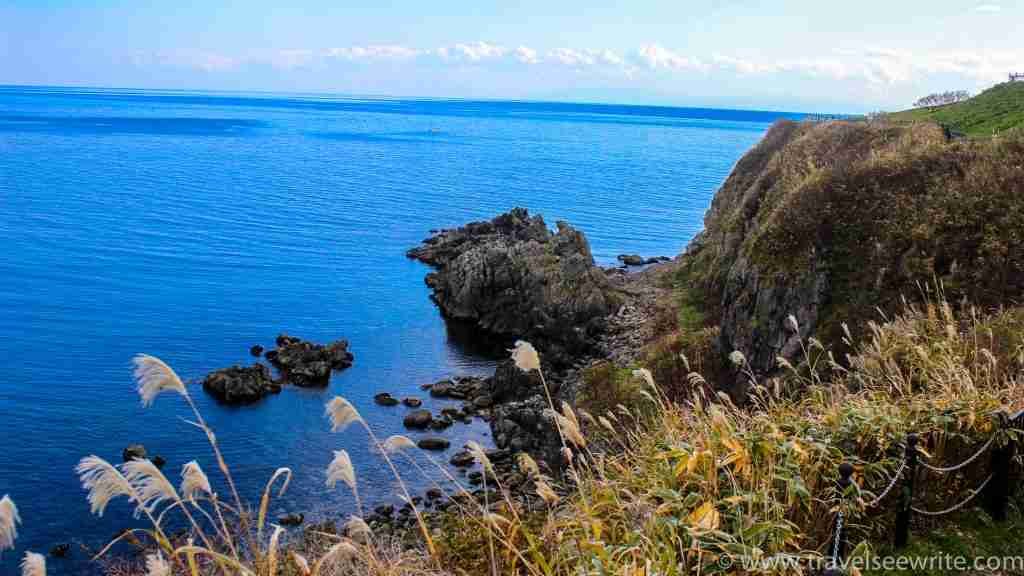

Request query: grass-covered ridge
[
  {"left": 887, "top": 81, "right": 1024, "bottom": 137},
  {"left": 685, "top": 118, "right": 1024, "bottom": 372}
]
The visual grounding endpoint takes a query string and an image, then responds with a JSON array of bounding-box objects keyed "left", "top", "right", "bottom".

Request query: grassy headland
[{"left": 887, "top": 81, "right": 1024, "bottom": 137}]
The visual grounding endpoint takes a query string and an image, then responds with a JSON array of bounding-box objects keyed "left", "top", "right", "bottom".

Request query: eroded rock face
[
  {"left": 202, "top": 364, "right": 281, "bottom": 404},
  {"left": 408, "top": 208, "right": 622, "bottom": 367},
  {"left": 265, "top": 334, "right": 354, "bottom": 387}
]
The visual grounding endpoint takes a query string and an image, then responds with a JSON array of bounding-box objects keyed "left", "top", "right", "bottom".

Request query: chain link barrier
[
  {"left": 917, "top": 434, "right": 997, "bottom": 474},
  {"left": 864, "top": 460, "right": 906, "bottom": 508},
  {"left": 910, "top": 474, "right": 994, "bottom": 517}
]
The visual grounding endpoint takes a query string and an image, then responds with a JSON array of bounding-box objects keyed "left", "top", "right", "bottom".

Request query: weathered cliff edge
[
  {"left": 407, "top": 207, "right": 624, "bottom": 367},
  {"left": 684, "top": 119, "right": 1024, "bottom": 376}
]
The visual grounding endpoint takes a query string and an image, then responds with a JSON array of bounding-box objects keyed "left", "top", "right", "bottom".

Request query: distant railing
[
  {"left": 1010, "top": 73, "right": 1024, "bottom": 82},
  {"left": 826, "top": 409, "right": 1023, "bottom": 574},
  {"left": 803, "top": 113, "right": 857, "bottom": 123}
]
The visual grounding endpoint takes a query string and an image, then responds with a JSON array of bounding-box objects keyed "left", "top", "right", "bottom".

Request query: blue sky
[{"left": 1, "top": 0, "right": 1020, "bottom": 112}]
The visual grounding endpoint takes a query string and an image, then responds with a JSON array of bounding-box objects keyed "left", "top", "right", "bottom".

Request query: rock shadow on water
[{"left": 442, "top": 315, "right": 515, "bottom": 361}]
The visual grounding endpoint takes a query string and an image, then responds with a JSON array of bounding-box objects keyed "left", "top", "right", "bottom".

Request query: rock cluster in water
[
  {"left": 265, "top": 333, "right": 354, "bottom": 387},
  {"left": 202, "top": 334, "right": 354, "bottom": 404}
]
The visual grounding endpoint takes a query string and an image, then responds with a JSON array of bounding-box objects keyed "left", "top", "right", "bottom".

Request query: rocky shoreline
[
  {"left": 333, "top": 208, "right": 675, "bottom": 536},
  {"left": 185, "top": 208, "right": 673, "bottom": 542}
]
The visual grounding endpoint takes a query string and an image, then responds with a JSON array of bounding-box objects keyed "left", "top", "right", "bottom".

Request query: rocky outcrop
[
  {"left": 408, "top": 208, "right": 623, "bottom": 367},
  {"left": 202, "top": 364, "right": 282, "bottom": 404},
  {"left": 265, "top": 334, "right": 354, "bottom": 387}
]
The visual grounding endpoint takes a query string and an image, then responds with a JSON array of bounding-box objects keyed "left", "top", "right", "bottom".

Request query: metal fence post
[
  {"left": 984, "top": 410, "right": 1020, "bottom": 522},
  {"left": 830, "top": 461, "right": 854, "bottom": 571},
  {"left": 894, "top": 433, "right": 918, "bottom": 549}
]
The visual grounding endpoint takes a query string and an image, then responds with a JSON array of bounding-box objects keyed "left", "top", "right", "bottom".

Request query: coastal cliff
[{"left": 682, "top": 119, "right": 1024, "bottom": 375}]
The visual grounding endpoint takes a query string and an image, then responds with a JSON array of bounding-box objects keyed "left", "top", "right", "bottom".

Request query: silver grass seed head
[
  {"left": 0, "top": 495, "right": 19, "bottom": 553},
  {"left": 510, "top": 340, "right": 541, "bottom": 373},
  {"left": 325, "top": 450, "right": 357, "bottom": 492},
  {"left": 76, "top": 456, "right": 135, "bottom": 517},
  {"left": 20, "top": 552, "right": 45, "bottom": 576},
  {"left": 325, "top": 397, "right": 363, "bottom": 432},
  {"left": 132, "top": 354, "right": 188, "bottom": 407},
  {"left": 180, "top": 461, "right": 212, "bottom": 503}
]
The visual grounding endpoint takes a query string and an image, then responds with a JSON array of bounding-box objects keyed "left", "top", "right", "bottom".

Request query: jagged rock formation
[{"left": 408, "top": 208, "right": 623, "bottom": 367}]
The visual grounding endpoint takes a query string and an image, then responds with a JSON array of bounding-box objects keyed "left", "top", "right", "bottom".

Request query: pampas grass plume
[
  {"left": 511, "top": 340, "right": 541, "bottom": 372},
  {"left": 76, "top": 456, "right": 134, "bottom": 517},
  {"left": 554, "top": 412, "right": 586, "bottom": 447},
  {"left": 20, "top": 552, "right": 45, "bottom": 576},
  {"left": 466, "top": 441, "right": 492, "bottom": 472},
  {"left": 0, "top": 495, "right": 19, "bottom": 553},
  {"left": 534, "top": 478, "right": 560, "bottom": 506},
  {"left": 516, "top": 453, "right": 540, "bottom": 478},
  {"left": 180, "top": 461, "right": 212, "bottom": 502},
  {"left": 266, "top": 526, "right": 284, "bottom": 576},
  {"left": 144, "top": 553, "right": 171, "bottom": 576},
  {"left": 290, "top": 552, "right": 311, "bottom": 576},
  {"left": 382, "top": 435, "right": 417, "bottom": 453},
  {"left": 325, "top": 397, "right": 363, "bottom": 432},
  {"left": 122, "top": 458, "right": 179, "bottom": 515},
  {"left": 132, "top": 354, "right": 187, "bottom": 407},
  {"left": 343, "top": 516, "right": 372, "bottom": 540},
  {"left": 326, "top": 450, "right": 357, "bottom": 492},
  {"left": 785, "top": 314, "right": 800, "bottom": 334}
]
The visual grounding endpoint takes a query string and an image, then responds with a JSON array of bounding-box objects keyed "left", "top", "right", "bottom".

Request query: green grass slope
[{"left": 888, "top": 81, "right": 1024, "bottom": 137}]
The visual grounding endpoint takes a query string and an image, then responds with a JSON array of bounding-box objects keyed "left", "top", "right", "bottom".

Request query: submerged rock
[
  {"left": 202, "top": 364, "right": 281, "bottom": 404},
  {"left": 449, "top": 451, "right": 475, "bottom": 467},
  {"left": 249, "top": 344, "right": 264, "bottom": 357},
  {"left": 617, "top": 254, "right": 644, "bottom": 266},
  {"left": 278, "top": 513, "right": 304, "bottom": 527},
  {"left": 408, "top": 208, "right": 621, "bottom": 367},
  {"left": 50, "top": 544, "right": 70, "bottom": 558},
  {"left": 403, "top": 409, "right": 433, "bottom": 429},
  {"left": 401, "top": 397, "right": 422, "bottom": 407},
  {"left": 417, "top": 437, "right": 450, "bottom": 451},
  {"left": 122, "top": 444, "right": 147, "bottom": 463},
  {"left": 266, "top": 334, "right": 354, "bottom": 387},
  {"left": 374, "top": 392, "right": 400, "bottom": 406}
]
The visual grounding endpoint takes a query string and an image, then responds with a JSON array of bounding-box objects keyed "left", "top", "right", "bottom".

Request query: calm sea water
[{"left": 0, "top": 86, "right": 796, "bottom": 572}]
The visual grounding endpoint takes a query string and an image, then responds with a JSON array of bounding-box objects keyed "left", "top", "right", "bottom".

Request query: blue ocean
[{"left": 0, "top": 86, "right": 796, "bottom": 572}]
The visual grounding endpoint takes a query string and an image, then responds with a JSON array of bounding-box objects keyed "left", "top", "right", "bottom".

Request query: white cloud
[
  {"left": 328, "top": 45, "right": 423, "bottom": 60},
  {"left": 514, "top": 46, "right": 539, "bottom": 64},
  {"left": 549, "top": 48, "right": 596, "bottom": 67},
  {"left": 636, "top": 44, "right": 705, "bottom": 71},
  {"left": 450, "top": 41, "right": 507, "bottom": 62},
  {"left": 130, "top": 41, "right": 1024, "bottom": 97}
]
